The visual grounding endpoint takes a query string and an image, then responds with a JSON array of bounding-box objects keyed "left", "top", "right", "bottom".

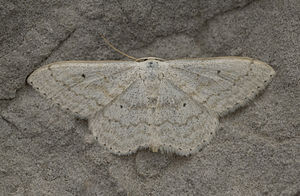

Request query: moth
[{"left": 27, "top": 35, "right": 275, "bottom": 156}]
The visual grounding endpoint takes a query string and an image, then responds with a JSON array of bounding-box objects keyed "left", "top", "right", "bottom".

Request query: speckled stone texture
[{"left": 0, "top": 0, "right": 299, "bottom": 195}]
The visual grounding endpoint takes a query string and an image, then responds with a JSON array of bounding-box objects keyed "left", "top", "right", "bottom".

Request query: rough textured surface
[{"left": 0, "top": 0, "right": 299, "bottom": 195}]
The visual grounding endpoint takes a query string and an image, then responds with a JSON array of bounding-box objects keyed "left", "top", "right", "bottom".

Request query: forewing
[
  {"left": 27, "top": 61, "right": 137, "bottom": 118},
  {"left": 165, "top": 57, "right": 275, "bottom": 117}
]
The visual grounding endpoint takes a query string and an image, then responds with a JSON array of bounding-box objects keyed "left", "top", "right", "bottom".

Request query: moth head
[{"left": 136, "top": 57, "right": 165, "bottom": 62}]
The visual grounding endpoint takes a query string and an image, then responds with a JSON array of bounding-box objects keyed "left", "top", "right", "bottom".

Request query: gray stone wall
[{"left": 0, "top": 0, "right": 299, "bottom": 195}]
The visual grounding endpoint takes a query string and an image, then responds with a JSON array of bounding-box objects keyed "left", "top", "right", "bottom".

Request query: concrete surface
[{"left": 0, "top": 0, "right": 299, "bottom": 195}]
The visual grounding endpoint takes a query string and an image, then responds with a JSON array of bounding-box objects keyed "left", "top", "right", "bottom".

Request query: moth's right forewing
[{"left": 27, "top": 61, "right": 137, "bottom": 119}]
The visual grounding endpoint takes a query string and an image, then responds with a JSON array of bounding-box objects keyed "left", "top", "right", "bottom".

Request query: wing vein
[{"left": 170, "top": 66, "right": 233, "bottom": 89}]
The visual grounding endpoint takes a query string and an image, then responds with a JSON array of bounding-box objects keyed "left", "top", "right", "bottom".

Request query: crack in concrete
[
  {"left": 119, "top": 1, "right": 260, "bottom": 58},
  {"left": 38, "top": 28, "right": 77, "bottom": 67},
  {"left": 0, "top": 114, "right": 19, "bottom": 131},
  {"left": 0, "top": 97, "right": 15, "bottom": 101},
  {"left": 0, "top": 28, "right": 77, "bottom": 102},
  {"left": 201, "top": 0, "right": 260, "bottom": 28}
]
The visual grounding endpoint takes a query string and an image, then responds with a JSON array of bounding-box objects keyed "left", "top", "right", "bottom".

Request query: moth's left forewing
[{"left": 164, "top": 57, "right": 275, "bottom": 117}]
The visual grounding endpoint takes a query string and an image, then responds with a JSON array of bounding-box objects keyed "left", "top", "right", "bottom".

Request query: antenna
[{"left": 100, "top": 33, "right": 138, "bottom": 61}]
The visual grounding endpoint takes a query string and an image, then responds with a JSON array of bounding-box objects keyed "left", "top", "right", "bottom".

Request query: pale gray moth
[{"left": 27, "top": 55, "right": 275, "bottom": 156}]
